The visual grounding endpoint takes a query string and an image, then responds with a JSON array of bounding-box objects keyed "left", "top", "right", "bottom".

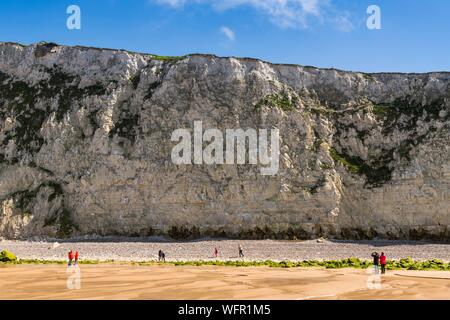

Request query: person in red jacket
[
  {"left": 74, "top": 251, "right": 79, "bottom": 266},
  {"left": 68, "top": 250, "right": 74, "bottom": 266},
  {"left": 380, "top": 252, "right": 387, "bottom": 274}
]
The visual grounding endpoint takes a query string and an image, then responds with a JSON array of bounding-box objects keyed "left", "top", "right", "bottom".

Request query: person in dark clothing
[
  {"left": 379, "top": 252, "right": 387, "bottom": 274},
  {"left": 238, "top": 244, "right": 244, "bottom": 258},
  {"left": 371, "top": 252, "right": 380, "bottom": 274},
  {"left": 158, "top": 250, "right": 165, "bottom": 262}
]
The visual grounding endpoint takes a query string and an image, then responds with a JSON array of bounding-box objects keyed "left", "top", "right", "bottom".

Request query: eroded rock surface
[{"left": 0, "top": 42, "right": 449, "bottom": 240}]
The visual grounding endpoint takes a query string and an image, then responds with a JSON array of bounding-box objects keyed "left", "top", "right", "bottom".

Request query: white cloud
[
  {"left": 154, "top": 0, "right": 187, "bottom": 8},
  {"left": 333, "top": 14, "right": 354, "bottom": 32},
  {"left": 220, "top": 26, "right": 235, "bottom": 41},
  {"left": 153, "top": 0, "right": 356, "bottom": 32},
  {"left": 153, "top": 0, "right": 328, "bottom": 29}
]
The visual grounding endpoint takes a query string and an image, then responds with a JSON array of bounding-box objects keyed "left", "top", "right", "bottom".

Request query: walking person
[
  {"left": 68, "top": 250, "right": 74, "bottom": 267},
  {"left": 380, "top": 252, "right": 387, "bottom": 274},
  {"left": 371, "top": 252, "right": 380, "bottom": 274},
  {"left": 238, "top": 244, "right": 244, "bottom": 258},
  {"left": 74, "top": 251, "right": 79, "bottom": 266},
  {"left": 214, "top": 247, "right": 219, "bottom": 258},
  {"left": 158, "top": 250, "right": 166, "bottom": 262}
]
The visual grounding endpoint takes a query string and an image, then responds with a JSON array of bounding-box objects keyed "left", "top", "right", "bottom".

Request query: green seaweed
[
  {"left": 0, "top": 250, "right": 17, "bottom": 262},
  {"left": 2, "top": 254, "right": 450, "bottom": 271}
]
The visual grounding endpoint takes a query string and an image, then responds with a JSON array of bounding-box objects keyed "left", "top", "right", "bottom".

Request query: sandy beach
[
  {"left": 2, "top": 239, "right": 450, "bottom": 300},
  {"left": 2, "top": 239, "right": 450, "bottom": 262},
  {"left": 1, "top": 264, "right": 450, "bottom": 300}
]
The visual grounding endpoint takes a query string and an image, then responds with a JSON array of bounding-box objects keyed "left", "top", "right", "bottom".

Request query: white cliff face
[{"left": 0, "top": 42, "right": 449, "bottom": 240}]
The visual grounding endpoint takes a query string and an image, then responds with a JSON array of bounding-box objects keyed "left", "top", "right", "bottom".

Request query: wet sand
[{"left": 1, "top": 264, "right": 449, "bottom": 300}]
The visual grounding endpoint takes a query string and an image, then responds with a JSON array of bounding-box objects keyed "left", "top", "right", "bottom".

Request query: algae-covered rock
[{"left": 0, "top": 250, "right": 17, "bottom": 262}]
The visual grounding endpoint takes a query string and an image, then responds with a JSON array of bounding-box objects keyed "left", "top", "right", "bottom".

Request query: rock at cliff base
[{"left": 0, "top": 250, "right": 17, "bottom": 262}]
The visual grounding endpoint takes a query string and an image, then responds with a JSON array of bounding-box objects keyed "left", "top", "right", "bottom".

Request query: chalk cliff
[{"left": 0, "top": 42, "right": 449, "bottom": 240}]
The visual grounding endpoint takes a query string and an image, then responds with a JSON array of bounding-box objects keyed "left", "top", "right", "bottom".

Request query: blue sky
[{"left": 0, "top": 0, "right": 449, "bottom": 72}]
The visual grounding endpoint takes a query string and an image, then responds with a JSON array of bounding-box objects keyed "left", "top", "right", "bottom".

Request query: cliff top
[{"left": 1, "top": 41, "right": 449, "bottom": 77}]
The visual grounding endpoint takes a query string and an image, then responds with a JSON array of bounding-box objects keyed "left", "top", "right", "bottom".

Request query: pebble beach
[{"left": 2, "top": 238, "right": 450, "bottom": 262}]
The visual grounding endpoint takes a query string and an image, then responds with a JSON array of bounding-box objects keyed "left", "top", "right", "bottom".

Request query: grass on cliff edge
[{"left": 2, "top": 257, "right": 450, "bottom": 271}]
